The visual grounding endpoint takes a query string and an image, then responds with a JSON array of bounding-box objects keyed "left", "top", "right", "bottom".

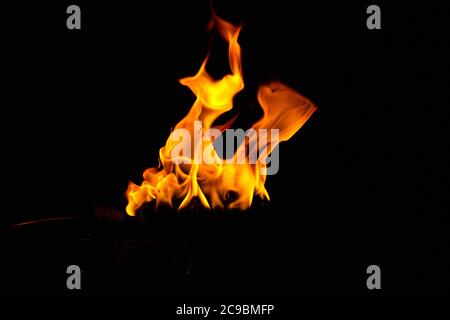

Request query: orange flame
[{"left": 125, "top": 12, "right": 317, "bottom": 216}]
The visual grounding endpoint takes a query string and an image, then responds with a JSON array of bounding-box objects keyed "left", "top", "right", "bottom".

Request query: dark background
[{"left": 0, "top": 0, "right": 449, "bottom": 301}]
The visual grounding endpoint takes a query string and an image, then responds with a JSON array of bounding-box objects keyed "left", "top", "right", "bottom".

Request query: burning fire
[{"left": 125, "top": 12, "right": 317, "bottom": 216}]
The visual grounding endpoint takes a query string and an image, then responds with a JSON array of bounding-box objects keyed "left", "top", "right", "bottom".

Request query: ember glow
[{"left": 125, "top": 12, "right": 317, "bottom": 215}]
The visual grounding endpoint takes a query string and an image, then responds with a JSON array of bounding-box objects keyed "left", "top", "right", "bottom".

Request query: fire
[{"left": 125, "top": 12, "right": 317, "bottom": 216}]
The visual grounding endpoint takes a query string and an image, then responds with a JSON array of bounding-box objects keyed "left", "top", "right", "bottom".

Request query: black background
[{"left": 1, "top": 0, "right": 449, "bottom": 302}]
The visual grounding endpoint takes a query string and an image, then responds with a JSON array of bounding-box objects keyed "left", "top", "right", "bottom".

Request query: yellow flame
[{"left": 125, "top": 12, "right": 317, "bottom": 216}]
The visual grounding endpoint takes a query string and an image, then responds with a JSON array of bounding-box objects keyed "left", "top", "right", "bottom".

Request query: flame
[{"left": 125, "top": 12, "right": 317, "bottom": 216}]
